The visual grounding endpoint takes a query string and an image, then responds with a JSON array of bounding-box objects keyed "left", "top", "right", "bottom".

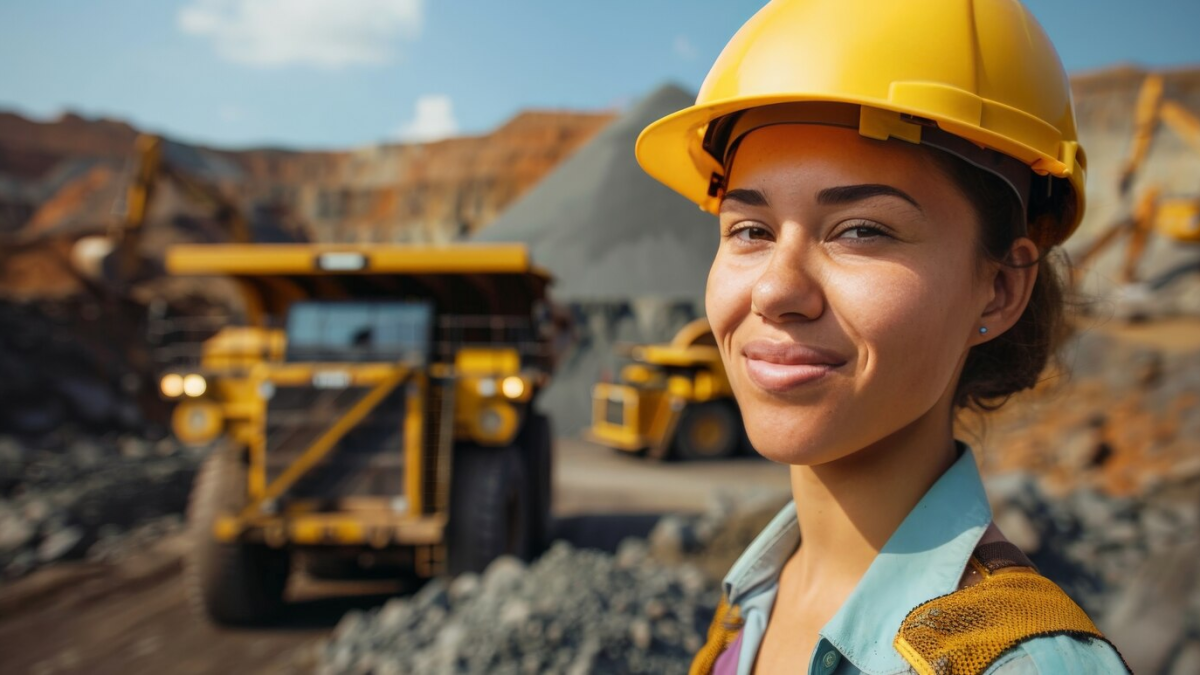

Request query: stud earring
[{"left": 979, "top": 326, "right": 988, "bottom": 334}]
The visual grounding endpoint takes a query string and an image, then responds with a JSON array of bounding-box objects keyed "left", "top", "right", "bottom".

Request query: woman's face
[{"left": 707, "top": 124, "right": 992, "bottom": 466}]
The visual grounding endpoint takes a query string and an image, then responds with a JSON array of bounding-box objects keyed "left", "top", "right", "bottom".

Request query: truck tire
[
  {"left": 672, "top": 400, "right": 740, "bottom": 460},
  {"left": 520, "top": 413, "right": 554, "bottom": 555},
  {"left": 447, "top": 444, "right": 533, "bottom": 576},
  {"left": 184, "top": 446, "right": 290, "bottom": 625}
]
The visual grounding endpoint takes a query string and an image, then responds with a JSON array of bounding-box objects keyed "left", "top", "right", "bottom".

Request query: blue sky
[{"left": 1, "top": 0, "right": 1198, "bottom": 150}]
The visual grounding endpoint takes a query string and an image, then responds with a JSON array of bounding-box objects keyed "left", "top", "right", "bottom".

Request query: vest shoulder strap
[
  {"left": 689, "top": 593, "right": 743, "bottom": 675},
  {"left": 894, "top": 541, "right": 1129, "bottom": 675}
]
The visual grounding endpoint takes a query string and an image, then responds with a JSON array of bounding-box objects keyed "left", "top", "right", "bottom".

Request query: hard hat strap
[{"left": 702, "top": 102, "right": 1034, "bottom": 234}]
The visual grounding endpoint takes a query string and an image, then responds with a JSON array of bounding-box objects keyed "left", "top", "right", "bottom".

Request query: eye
[
  {"left": 729, "top": 224, "right": 773, "bottom": 242},
  {"left": 834, "top": 221, "right": 891, "bottom": 241}
]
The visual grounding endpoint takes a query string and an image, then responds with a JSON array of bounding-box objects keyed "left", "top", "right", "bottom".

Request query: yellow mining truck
[
  {"left": 160, "top": 242, "right": 555, "bottom": 625},
  {"left": 588, "top": 318, "right": 745, "bottom": 460}
]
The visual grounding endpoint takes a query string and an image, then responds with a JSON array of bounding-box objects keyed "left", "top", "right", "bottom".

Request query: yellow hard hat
[{"left": 636, "top": 0, "right": 1086, "bottom": 247}]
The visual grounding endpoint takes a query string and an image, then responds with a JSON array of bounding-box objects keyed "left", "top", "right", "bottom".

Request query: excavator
[
  {"left": 106, "top": 134, "right": 254, "bottom": 282},
  {"left": 1072, "top": 73, "right": 1200, "bottom": 298}
]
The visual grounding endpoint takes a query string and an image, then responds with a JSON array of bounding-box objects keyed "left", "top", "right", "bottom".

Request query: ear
[{"left": 974, "top": 237, "right": 1039, "bottom": 345}]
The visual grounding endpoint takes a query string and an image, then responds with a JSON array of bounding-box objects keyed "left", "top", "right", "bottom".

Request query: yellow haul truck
[
  {"left": 161, "top": 243, "right": 555, "bottom": 625},
  {"left": 588, "top": 318, "right": 744, "bottom": 460}
]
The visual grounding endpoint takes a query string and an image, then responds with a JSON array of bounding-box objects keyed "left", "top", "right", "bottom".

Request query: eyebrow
[
  {"left": 721, "top": 188, "right": 770, "bottom": 207},
  {"left": 721, "top": 183, "right": 922, "bottom": 212},
  {"left": 817, "top": 184, "right": 922, "bottom": 211}
]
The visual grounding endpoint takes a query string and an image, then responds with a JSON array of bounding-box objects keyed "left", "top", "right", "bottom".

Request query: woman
[{"left": 635, "top": 1, "right": 1131, "bottom": 673}]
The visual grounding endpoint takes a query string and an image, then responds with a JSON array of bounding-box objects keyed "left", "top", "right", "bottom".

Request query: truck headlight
[
  {"left": 160, "top": 373, "right": 184, "bottom": 398},
  {"left": 501, "top": 376, "right": 525, "bottom": 400},
  {"left": 475, "top": 378, "right": 497, "bottom": 397},
  {"left": 182, "top": 374, "right": 207, "bottom": 397}
]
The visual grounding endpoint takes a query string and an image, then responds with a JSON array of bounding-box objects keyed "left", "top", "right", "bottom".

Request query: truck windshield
[{"left": 285, "top": 301, "right": 433, "bottom": 363}]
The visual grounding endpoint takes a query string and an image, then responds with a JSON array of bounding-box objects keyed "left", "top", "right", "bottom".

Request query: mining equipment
[
  {"left": 587, "top": 318, "right": 745, "bottom": 460},
  {"left": 161, "top": 242, "right": 556, "bottom": 625},
  {"left": 1073, "top": 73, "right": 1200, "bottom": 296}
]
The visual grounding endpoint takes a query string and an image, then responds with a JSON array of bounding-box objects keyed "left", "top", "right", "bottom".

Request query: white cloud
[
  {"left": 178, "top": 0, "right": 423, "bottom": 69},
  {"left": 673, "top": 35, "right": 697, "bottom": 61},
  {"left": 395, "top": 95, "right": 459, "bottom": 142}
]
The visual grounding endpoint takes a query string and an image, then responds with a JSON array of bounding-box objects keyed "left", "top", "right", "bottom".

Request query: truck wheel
[
  {"left": 672, "top": 401, "right": 740, "bottom": 460},
  {"left": 520, "top": 413, "right": 554, "bottom": 555},
  {"left": 184, "top": 446, "right": 290, "bottom": 625},
  {"left": 447, "top": 444, "right": 533, "bottom": 576}
]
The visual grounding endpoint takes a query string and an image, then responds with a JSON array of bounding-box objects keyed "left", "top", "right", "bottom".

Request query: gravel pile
[
  {"left": 473, "top": 83, "right": 716, "bottom": 303},
  {"left": 317, "top": 467, "right": 1199, "bottom": 675},
  {"left": 319, "top": 541, "right": 718, "bottom": 675},
  {"left": 0, "top": 433, "right": 204, "bottom": 581}
]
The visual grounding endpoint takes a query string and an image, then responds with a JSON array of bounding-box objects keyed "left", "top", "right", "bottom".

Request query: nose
[{"left": 750, "top": 241, "right": 825, "bottom": 323}]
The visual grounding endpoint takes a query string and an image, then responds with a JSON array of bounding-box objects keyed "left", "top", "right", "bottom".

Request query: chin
[{"left": 742, "top": 412, "right": 853, "bottom": 467}]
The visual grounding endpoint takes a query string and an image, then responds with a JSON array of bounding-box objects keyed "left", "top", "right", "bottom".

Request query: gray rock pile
[
  {"left": 319, "top": 541, "right": 718, "bottom": 675},
  {"left": 0, "top": 433, "right": 203, "bottom": 580},
  {"left": 317, "top": 472, "right": 1199, "bottom": 675}
]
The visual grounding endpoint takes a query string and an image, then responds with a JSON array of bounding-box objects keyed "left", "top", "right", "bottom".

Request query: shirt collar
[
  {"left": 821, "top": 442, "right": 992, "bottom": 674},
  {"left": 722, "top": 442, "right": 993, "bottom": 675}
]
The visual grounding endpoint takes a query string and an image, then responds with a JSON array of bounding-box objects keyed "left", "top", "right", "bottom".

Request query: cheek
[
  {"left": 834, "top": 260, "right": 973, "bottom": 388},
  {"left": 704, "top": 252, "right": 754, "bottom": 354}
]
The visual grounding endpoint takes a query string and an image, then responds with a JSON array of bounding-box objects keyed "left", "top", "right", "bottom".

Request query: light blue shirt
[{"left": 721, "top": 443, "right": 1129, "bottom": 674}]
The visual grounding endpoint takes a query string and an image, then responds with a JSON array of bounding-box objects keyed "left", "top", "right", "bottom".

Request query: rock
[
  {"left": 36, "top": 525, "right": 83, "bottom": 562},
  {"left": 1102, "top": 539, "right": 1199, "bottom": 675},
  {"left": 644, "top": 598, "right": 666, "bottom": 620},
  {"left": 1167, "top": 456, "right": 1200, "bottom": 483},
  {"left": 448, "top": 571, "right": 480, "bottom": 602},
  {"left": 118, "top": 436, "right": 148, "bottom": 459},
  {"left": 332, "top": 610, "right": 365, "bottom": 643},
  {"left": 0, "top": 436, "right": 24, "bottom": 464},
  {"left": 993, "top": 507, "right": 1041, "bottom": 554},
  {"left": 68, "top": 439, "right": 106, "bottom": 470},
  {"left": 21, "top": 498, "right": 51, "bottom": 525},
  {"left": 629, "top": 618, "right": 652, "bottom": 651},
  {"left": 1058, "top": 427, "right": 1108, "bottom": 470},
  {"left": 0, "top": 511, "right": 34, "bottom": 553},
  {"left": 1170, "top": 640, "right": 1200, "bottom": 675},
  {"left": 483, "top": 556, "right": 526, "bottom": 594},
  {"left": 500, "top": 599, "right": 531, "bottom": 626},
  {"left": 615, "top": 537, "right": 649, "bottom": 569},
  {"left": 647, "top": 515, "right": 686, "bottom": 562}
]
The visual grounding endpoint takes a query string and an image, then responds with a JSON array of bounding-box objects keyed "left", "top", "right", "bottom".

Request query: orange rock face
[
  {"left": 0, "top": 108, "right": 614, "bottom": 299},
  {"left": 226, "top": 110, "right": 614, "bottom": 243}
]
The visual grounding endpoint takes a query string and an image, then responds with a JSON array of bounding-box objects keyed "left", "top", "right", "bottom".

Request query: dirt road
[{"left": 0, "top": 438, "right": 788, "bottom": 675}]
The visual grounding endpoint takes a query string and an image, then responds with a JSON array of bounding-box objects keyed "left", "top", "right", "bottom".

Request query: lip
[{"left": 742, "top": 340, "right": 847, "bottom": 392}]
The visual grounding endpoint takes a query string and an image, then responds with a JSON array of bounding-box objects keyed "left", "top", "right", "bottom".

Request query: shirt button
[{"left": 821, "top": 651, "right": 839, "bottom": 669}]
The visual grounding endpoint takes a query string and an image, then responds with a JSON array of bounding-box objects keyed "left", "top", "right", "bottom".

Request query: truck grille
[
  {"left": 606, "top": 397, "right": 625, "bottom": 426},
  {"left": 264, "top": 384, "right": 407, "bottom": 500}
]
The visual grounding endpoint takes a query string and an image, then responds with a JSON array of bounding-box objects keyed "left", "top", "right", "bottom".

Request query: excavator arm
[{"left": 109, "top": 134, "right": 252, "bottom": 283}]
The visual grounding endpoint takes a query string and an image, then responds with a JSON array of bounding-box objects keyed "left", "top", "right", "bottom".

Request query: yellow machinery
[
  {"left": 588, "top": 318, "right": 744, "bottom": 460},
  {"left": 1074, "top": 73, "right": 1200, "bottom": 289},
  {"left": 108, "top": 134, "right": 257, "bottom": 281},
  {"left": 164, "top": 242, "right": 556, "bottom": 625}
]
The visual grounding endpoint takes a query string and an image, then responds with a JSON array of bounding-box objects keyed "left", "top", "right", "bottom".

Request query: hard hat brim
[{"left": 635, "top": 92, "right": 1086, "bottom": 245}]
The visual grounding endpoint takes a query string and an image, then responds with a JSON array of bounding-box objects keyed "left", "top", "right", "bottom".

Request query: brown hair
[{"left": 921, "top": 149, "right": 1074, "bottom": 412}]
